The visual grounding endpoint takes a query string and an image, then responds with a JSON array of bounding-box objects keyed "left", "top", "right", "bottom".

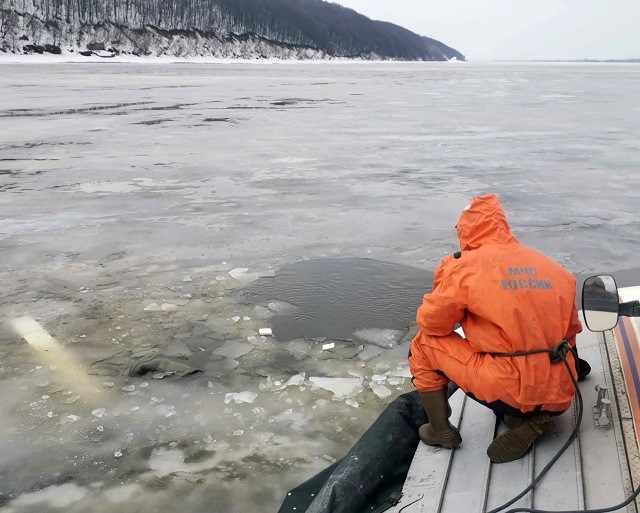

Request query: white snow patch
[
  {"left": 322, "top": 342, "right": 335, "bottom": 351},
  {"left": 11, "top": 483, "right": 88, "bottom": 508},
  {"left": 103, "top": 484, "right": 142, "bottom": 504},
  {"left": 148, "top": 448, "right": 185, "bottom": 476}
]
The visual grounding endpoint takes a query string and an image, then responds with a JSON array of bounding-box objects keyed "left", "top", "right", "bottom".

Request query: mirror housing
[{"left": 582, "top": 275, "right": 619, "bottom": 332}]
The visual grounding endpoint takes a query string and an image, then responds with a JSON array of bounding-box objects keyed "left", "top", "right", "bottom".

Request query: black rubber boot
[
  {"left": 487, "top": 414, "right": 552, "bottom": 463},
  {"left": 418, "top": 389, "right": 462, "bottom": 449}
]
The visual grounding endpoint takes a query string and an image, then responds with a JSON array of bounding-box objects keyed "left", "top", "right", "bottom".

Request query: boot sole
[{"left": 487, "top": 414, "right": 552, "bottom": 463}]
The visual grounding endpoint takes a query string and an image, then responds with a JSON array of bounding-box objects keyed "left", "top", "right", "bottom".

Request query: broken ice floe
[
  {"left": 371, "top": 385, "right": 392, "bottom": 399},
  {"left": 354, "top": 328, "right": 404, "bottom": 348},
  {"left": 224, "top": 391, "right": 258, "bottom": 404},
  {"left": 345, "top": 399, "right": 359, "bottom": 408},
  {"left": 309, "top": 377, "right": 363, "bottom": 400},
  {"left": 228, "top": 268, "right": 259, "bottom": 283},
  {"left": 231, "top": 316, "right": 241, "bottom": 323},
  {"left": 144, "top": 303, "right": 163, "bottom": 312},
  {"left": 259, "top": 328, "right": 273, "bottom": 336},
  {"left": 266, "top": 300, "right": 299, "bottom": 314},
  {"left": 213, "top": 341, "right": 254, "bottom": 359},
  {"left": 358, "top": 345, "right": 384, "bottom": 361},
  {"left": 161, "top": 303, "right": 178, "bottom": 313},
  {"left": 322, "top": 342, "right": 335, "bottom": 351},
  {"left": 92, "top": 408, "right": 106, "bottom": 418},
  {"left": 260, "top": 373, "right": 306, "bottom": 392}
]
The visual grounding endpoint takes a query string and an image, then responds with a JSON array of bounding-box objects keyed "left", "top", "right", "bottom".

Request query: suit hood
[{"left": 456, "top": 194, "right": 517, "bottom": 250}]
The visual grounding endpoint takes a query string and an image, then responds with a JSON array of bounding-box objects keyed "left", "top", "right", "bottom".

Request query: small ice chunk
[
  {"left": 49, "top": 364, "right": 57, "bottom": 370},
  {"left": 182, "top": 276, "right": 193, "bottom": 282},
  {"left": 114, "top": 451, "right": 122, "bottom": 458},
  {"left": 233, "top": 430, "right": 244, "bottom": 436},
  {"left": 358, "top": 345, "right": 383, "bottom": 361},
  {"left": 102, "top": 381, "right": 115, "bottom": 387},
  {"left": 92, "top": 408, "right": 106, "bottom": 418},
  {"left": 254, "top": 306, "right": 272, "bottom": 319},
  {"left": 354, "top": 329, "right": 404, "bottom": 348},
  {"left": 243, "top": 316, "right": 251, "bottom": 321},
  {"left": 259, "top": 328, "right": 273, "bottom": 336},
  {"left": 322, "top": 342, "right": 335, "bottom": 351},
  {"left": 97, "top": 426, "right": 104, "bottom": 432},
  {"left": 65, "top": 396, "right": 79, "bottom": 404},
  {"left": 345, "top": 399, "right": 359, "bottom": 408},
  {"left": 228, "top": 268, "right": 259, "bottom": 283},
  {"left": 285, "top": 373, "right": 305, "bottom": 387},
  {"left": 231, "top": 316, "right": 241, "bottom": 323},
  {"left": 267, "top": 300, "right": 299, "bottom": 314},
  {"left": 259, "top": 270, "right": 276, "bottom": 278},
  {"left": 225, "top": 392, "right": 258, "bottom": 405},
  {"left": 67, "top": 415, "right": 81, "bottom": 422},
  {"left": 388, "top": 377, "right": 404, "bottom": 386},
  {"left": 144, "top": 303, "right": 163, "bottom": 312},
  {"left": 252, "top": 407, "right": 266, "bottom": 415},
  {"left": 121, "top": 385, "right": 136, "bottom": 392},
  {"left": 371, "top": 374, "right": 387, "bottom": 383},
  {"left": 161, "top": 303, "right": 178, "bottom": 313},
  {"left": 371, "top": 385, "right": 392, "bottom": 399},
  {"left": 203, "top": 435, "right": 213, "bottom": 443},
  {"left": 309, "top": 377, "right": 363, "bottom": 399},
  {"left": 390, "top": 365, "right": 413, "bottom": 378},
  {"left": 140, "top": 382, "right": 149, "bottom": 388}
]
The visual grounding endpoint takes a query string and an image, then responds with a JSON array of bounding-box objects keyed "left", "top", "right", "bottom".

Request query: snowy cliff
[{"left": 0, "top": 0, "right": 465, "bottom": 60}]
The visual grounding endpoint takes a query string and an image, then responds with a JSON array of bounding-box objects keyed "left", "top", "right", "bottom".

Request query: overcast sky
[{"left": 333, "top": 0, "right": 640, "bottom": 61}]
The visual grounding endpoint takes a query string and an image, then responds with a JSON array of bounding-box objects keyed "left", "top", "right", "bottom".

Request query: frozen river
[{"left": 1, "top": 61, "right": 640, "bottom": 512}]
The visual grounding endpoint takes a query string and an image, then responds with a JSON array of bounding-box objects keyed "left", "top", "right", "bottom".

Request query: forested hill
[{"left": 0, "top": 0, "right": 465, "bottom": 60}]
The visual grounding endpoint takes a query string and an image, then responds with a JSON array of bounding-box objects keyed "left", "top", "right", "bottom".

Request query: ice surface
[
  {"left": 309, "top": 377, "right": 363, "bottom": 399},
  {"left": 161, "top": 303, "right": 178, "bottom": 313},
  {"left": 2, "top": 63, "right": 634, "bottom": 513}
]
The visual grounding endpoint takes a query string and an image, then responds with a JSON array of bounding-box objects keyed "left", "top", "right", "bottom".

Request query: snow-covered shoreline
[{"left": 0, "top": 52, "right": 460, "bottom": 65}]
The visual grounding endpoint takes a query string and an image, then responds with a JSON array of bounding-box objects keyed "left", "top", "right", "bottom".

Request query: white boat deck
[{"left": 388, "top": 326, "right": 638, "bottom": 513}]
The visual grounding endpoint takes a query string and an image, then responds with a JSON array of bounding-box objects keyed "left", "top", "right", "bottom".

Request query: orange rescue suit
[{"left": 409, "top": 194, "right": 582, "bottom": 414}]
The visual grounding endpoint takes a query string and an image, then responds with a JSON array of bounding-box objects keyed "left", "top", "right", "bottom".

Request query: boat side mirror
[{"left": 582, "top": 275, "right": 619, "bottom": 332}]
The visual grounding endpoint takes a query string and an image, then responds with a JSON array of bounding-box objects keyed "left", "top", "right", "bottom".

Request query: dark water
[
  {"left": 241, "top": 258, "right": 640, "bottom": 340},
  {"left": 239, "top": 258, "right": 434, "bottom": 340}
]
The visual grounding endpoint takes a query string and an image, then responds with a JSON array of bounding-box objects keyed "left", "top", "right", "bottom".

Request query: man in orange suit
[{"left": 409, "top": 194, "right": 583, "bottom": 463}]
